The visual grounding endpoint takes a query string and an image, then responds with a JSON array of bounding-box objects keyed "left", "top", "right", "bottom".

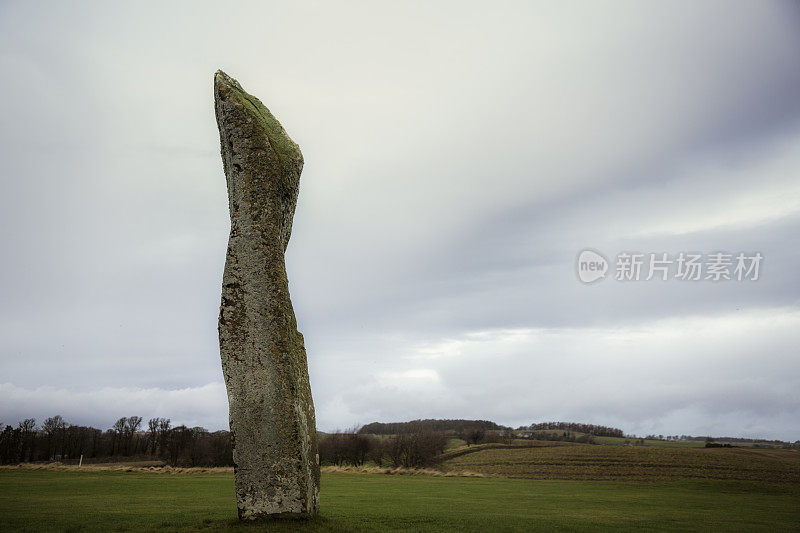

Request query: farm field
[
  {"left": 590, "top": 436, "right": 783, "bottom": 448},
  {"left": 516, "top": 429, "right": 785, "bottom": 448},
  {"left": 441, "top": 444, "right": 800, "bottom": 483},
  {"left": 2, "top": 469, "right": 800, "bottom": 532},
  {"left": 592, "top": 436, "right": 707, "bottom": 447}
]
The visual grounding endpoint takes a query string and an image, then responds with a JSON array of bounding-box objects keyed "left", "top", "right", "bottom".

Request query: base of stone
[{"left": 238, "top": 510, "right": 317, "bottom": 521}]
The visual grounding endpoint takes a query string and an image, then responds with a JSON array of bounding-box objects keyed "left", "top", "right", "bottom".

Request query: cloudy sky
[{"left": 1, "top": 1, "right": 799, "bottom": 440}]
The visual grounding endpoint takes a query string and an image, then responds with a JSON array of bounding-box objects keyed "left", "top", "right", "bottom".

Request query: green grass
[
  {"left": 1, "top": 470, "right": 799, "bottom": 531},
  {"left": 444, "top": 437, "right": 467, "bottom": 450}
]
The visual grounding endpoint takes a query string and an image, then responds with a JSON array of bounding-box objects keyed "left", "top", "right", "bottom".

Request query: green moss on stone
[{"left": 215, "top": 70, "right": 302, "bottom": 172}]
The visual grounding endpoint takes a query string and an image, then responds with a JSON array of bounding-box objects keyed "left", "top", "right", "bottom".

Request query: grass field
[
  {"left": 441, "top": 444, "right": 800, "bottom": 483},
  {"left": 1, "top": 469, "right": 799, "bottom": 532}
]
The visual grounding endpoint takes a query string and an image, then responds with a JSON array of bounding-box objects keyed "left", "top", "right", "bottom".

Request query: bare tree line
[
  {"left": 522, "top": 422, "right": 625, "bottom": 438},
  {"left": 0, "top": 416, "right": 232, "bottom": 466},
  {"left": 7, "top": 416, "right": 791, "bottom": 467},
  {"left": 359, "top": 419, "right": 503, "bottom": 435}
]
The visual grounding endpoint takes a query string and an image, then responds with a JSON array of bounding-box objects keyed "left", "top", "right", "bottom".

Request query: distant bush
[
  {"left": 318, "top": 432, "right": 372, "bottom": 466},
  {"left": 321, "top": 426, "right": 447, "bottom": 468}
]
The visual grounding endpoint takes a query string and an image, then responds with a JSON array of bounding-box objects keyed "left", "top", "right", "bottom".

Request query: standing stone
[{"left": 214, "top": 70, "right": 320, "bottom": 519}]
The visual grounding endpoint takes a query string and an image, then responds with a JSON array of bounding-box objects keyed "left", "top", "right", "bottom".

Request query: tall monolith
[{"left": 214, "top": 70, "right": 320, "bottom": 519}]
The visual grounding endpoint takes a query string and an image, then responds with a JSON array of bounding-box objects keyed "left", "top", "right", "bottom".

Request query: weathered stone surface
[{"left": 214, "top": 70, "right": 320, "bottom": 519}]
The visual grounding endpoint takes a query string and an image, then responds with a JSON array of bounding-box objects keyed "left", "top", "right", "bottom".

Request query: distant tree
[
  {"left": 208, "top": 430, "right": 233, "bottom": 466},
  {"left": 18, "top": 419, "right": 36, "bottom": 462},
  {"left": 147, "top": 418, "right": 160, "bottom": 455},
  {"left": 158, "top": 418, "right": 171, "bottom": 458},
  {"left": 366, "top": 437, "right": 387, "bottom": 467},
  {"left": 0, "top": 425, "right": 22, "bottom": 464},
  {"left": 466, "top": 428, "right": 485, "bottom": 446},
  {"left": 387, "top": 434, "right": 405, "bottom": 467},
  {"left": 64, "top": 425, "right": 97, "bottom": 460},
  {"left": 318, "top": 430, "right": 372, "bottom": 466},
  {"left": 188, "top": 427, "right": 209, "bottom": 466},
  {"left": 112, "top": 417, "right": 127, "bottom": 455},
  {"left": 165, "top": 425, "right": 193, "bottom": 466},
  {"left": 378, "top": 427, "right": 447, "bottom": 468},
  {"left": 43, "top": 416, "right": 67, "bottom": 460},
  {"left": 124, "top": 416, "right": 143, "bottom": 455},
  {"left": 352, "top": 433, "right": 371, "bottom": 466}
]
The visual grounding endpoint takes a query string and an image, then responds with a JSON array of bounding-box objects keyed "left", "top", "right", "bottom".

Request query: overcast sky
[{"left": 1, "top": 1, "right": 799, "bottom": 440}]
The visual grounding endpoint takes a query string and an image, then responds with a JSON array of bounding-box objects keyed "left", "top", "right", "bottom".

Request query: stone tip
[
  {"left": 215, "top": 70, "right": 232, "bottom": 86},
  {"left": 215, "top": 70, "right": 246, "bottom": 93},
  {"left": 214, "top": 69, "right": 303, "bottom": 168}
]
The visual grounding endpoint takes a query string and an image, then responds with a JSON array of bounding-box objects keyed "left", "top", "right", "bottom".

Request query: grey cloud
[{"left": 0, "top": 1, "right": 798, "bottom": 439}]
